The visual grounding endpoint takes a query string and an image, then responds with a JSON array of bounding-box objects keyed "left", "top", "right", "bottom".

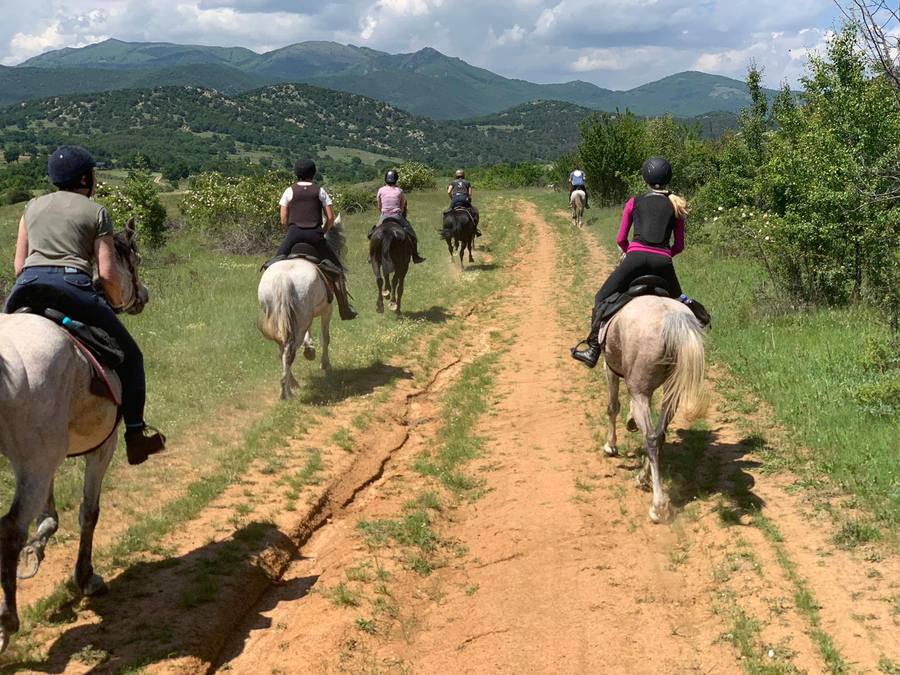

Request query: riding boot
[
  {"left": 125, "top": 424, "right": 166, "bottom": 465},
  {"left": 335, "top": 276, "right": 358, "bottom": 321},
  {"left": 571, "top": 334, "right": 602, "bottom": 368},
  {"left": 411, "top": 237, "right": 426, "bottom": 264}
]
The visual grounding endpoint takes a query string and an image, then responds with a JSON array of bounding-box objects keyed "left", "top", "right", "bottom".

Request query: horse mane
[{"left": 325, "top": 217, "right": 347, "bottom": 263}]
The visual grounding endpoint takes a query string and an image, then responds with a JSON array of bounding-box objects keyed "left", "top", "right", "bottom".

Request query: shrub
[
  {"left": 331, "top": 184, "right": 374, "bottom": 215},
  {"left": 467, "top": 163, "right": 548, "bottom": 189},
  {"left": 96, "top": 165, "right": 167, "bottom": 248},
  {"left": 180, "top": 170, "right": 292, "bottom": 253},
  {"left": 3, "top": 187, "right": 31, "bottom": 205},
  {"left": 395, "top": 161, "right": 435, "bottom": 192}
]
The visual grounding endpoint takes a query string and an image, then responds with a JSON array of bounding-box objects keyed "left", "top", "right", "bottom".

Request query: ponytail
[{"left": 668, "top": 193, "right": 690, "bottom": 220}]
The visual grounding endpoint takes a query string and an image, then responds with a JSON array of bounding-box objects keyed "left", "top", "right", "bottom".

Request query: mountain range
[{"left": 6, "top": 38, "right": 769, "bottom": 120}]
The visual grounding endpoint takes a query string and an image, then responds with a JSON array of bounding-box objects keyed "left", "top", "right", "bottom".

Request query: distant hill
[
  {"left": 13, "top": 38, "right": 775, "bottom": 120},
  {"left": 0, "top": 85, "right": 590, "bottom": 172}
]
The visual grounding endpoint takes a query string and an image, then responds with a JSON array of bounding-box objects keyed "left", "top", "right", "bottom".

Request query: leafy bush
[
  {"left": 331, "top": 184, "right": 375, "bottom": 215},
  {"left": 96, "top": 163, "right": 167, "bottom": 247},
  {"left": 395, "top": 161, "right": 435, "bottom": 192},
  {"left": 180, "top": 170, "right": 291, "bottom": 253},
  {"left": 3, "top": 187, "right": 31, "bottom": 205},
  {"left": 467, "top": 163, "right": 548, "bottom": 189}
]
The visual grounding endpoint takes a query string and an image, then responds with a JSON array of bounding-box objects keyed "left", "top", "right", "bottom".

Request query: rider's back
[{"left": 22, "top": 192, "right": 111, "bottom": 274}]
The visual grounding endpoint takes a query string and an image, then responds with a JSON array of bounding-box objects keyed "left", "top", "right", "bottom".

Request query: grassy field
[
  {"left": 550, "top": 198, "right": 899, "bottom": 533},
  {"left": 0, "top": 187, "right": 521, "bottom": 565}
]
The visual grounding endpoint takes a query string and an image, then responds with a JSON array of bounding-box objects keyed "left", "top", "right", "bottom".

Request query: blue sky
[{"left": 0, "top": 0, "right": 842, "bottom": 88}]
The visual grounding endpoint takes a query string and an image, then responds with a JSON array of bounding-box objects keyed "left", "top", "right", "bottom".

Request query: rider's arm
[
  {"left": 616, "top": 198, "right": 636, "bottom": 253},
  {"left": 280, "top": 205, "right": 289, "bottom": 227},
  {"left": 447, "top": 184, "right": 453, "bottom": 196},
  {"left": 401, "top": 192, "right": 408, "bottom": 217},
  {"left": 322, "top": 204, "right": 335, "bottom": 234},
  {"left": 13, "top": 216, "right": 27, "bottom": 277},
  {"left": 377, "top": 191, "right": 383, "bottom": 213},
  {"left": 671, "top": 218, "right": 686, "bottom": 256},
  {"left": 95, "top": 235, "right": 124, "bottom": 308}
]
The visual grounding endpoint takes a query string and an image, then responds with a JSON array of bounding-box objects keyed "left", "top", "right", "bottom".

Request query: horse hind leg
[
  {"left": 74, "top": 435, "right": 116, "bottom": 597},
  {"left": 280, "top": 340, "right": 298, "bottom": 400},
  {"left": 603, "top": 366, "right": 621, "bottom": 457},
  {"left": 631, "top": 393, "right": 670, "bottom": 523},
  {"left": 467, "top": 237, "right": 475, "bottom": 263},
  {"left": 0, "top": 463, "right": 56, "bottom": 651},
  {"left": 320, "top": 304, "right": 332, "bottom": 371},
  {"left": 374, "top": 263, "right": 385, "bottom": 313}
]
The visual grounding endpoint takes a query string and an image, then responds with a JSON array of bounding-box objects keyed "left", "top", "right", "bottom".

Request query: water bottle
[{"left": 61, "top": 316, "right": 87, "bottom": 331}]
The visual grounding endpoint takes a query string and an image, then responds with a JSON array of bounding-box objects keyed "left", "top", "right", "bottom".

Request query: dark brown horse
[
  {"left": 369, "top": 218, "right": 413, "bottom": 314},
  {"left": 441, "top": 207, "right": 477, "bottom": 269}
]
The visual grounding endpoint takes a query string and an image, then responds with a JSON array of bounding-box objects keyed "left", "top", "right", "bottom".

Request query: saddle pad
[{"left": 62, "top": 331, "right": 122, "bottom": 407}]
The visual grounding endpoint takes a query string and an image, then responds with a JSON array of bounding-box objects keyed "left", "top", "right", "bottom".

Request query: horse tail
[
  {"left": 258, "top": 271, "right": 295, "bottom": 347},
  {"left": 325, "top": 214, "right": 347, "bottom": 263},
  {"left": 442, "top": 211, "right": 463, "bottom": 241},
  {"left": 661, "top": 309, "right": 706, "bottom": 422}
]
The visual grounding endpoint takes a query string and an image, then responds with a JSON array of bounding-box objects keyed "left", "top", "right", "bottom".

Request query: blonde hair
[{"left": 668, "top": 193, "right": 690, "bottom": 220}]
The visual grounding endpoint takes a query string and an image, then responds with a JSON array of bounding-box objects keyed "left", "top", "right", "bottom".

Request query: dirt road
[{"left": 7, "top": 201, "right": 898, "bottom": 673}]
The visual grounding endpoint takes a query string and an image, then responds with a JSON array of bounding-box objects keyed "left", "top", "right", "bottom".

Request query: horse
[
  {"left": 600, "top": 296, "right": 706, "bottom": 523},
  {"left": 0, "top": 222, "right": 148, "bottom": 653},
  {"left": 441, "top": 207, "right": 477, "bottom": 269},
  {"left": 369, "top": 218, "right": 412, "bottom": 314},
  {"left": 570, "top": 189, "right": 586, "bottom": 228},
  {"left": 257, "top": 217, "right": 345, "bottom": 400}
]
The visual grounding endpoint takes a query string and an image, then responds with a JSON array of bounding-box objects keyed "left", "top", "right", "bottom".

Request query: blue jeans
[{"left": 4, "top": 266, "right": 146, "bottom": 427}]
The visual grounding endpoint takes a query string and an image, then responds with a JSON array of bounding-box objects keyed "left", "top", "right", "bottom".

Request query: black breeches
[
  {"left": 276, "top": 226, "right": 341, "bottom": 268},
  {"left": 593, "top": 251, "right": 682, "bottom": 317}
]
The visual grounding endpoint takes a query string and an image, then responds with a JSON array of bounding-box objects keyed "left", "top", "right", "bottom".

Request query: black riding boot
[
  {"left": 335, "top": 276, "right": 358, "bottom": 321},
  {"left": 125, "top": 424, "right": 167, "bottom": 465},
  {"left": 571, "top": 334, "right": 602, "bottom": 368}
]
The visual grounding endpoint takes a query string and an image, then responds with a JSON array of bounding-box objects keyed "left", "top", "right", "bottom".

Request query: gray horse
[
  {"left": 570, "top": 189, "right": 586, "bottom": 228},
  {"left": 0, "top": 223, "right": 148, "bottom": 652},
  {"left": 601, "top": 295, "right": 706, "bottom": 523}
]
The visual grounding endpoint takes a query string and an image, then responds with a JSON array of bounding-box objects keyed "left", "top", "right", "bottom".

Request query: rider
[
  {"left": 372, "top": 169, "right": 425, "bottom": 263},
  {"left": 4, "top": 145, "right": 166, "bottom": 465},
  {"left": 571, "top": 156, "right": 705, "bottom": 368},
  {"left": 447, "top": 169, "right": 482, "bottom": 237},
  {"left": 568, "top": 168, "right": 589, "bottom": 208},
  {"left": 276, "top": 159, "right": 357, "bottom": 320}
]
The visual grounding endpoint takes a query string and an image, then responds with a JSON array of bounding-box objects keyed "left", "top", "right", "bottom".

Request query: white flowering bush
[
  {"left": 181, "top": 170, "right": 291, "bottom": 253},
  {"left": 396, "top": 161, "right": 435, "bottom": 192}
]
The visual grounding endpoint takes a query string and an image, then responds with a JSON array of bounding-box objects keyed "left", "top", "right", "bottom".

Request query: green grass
[
  {"left": 561, "top": 200, "right": 900, "bottom": 531},
  {"left": 0, "top": 187, "right": 520, "bottom": 664}
]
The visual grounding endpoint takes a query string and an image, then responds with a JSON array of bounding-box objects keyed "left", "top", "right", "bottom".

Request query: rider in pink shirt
[{"left": 372, "top": 169, "right": 425, "bottom": 263}]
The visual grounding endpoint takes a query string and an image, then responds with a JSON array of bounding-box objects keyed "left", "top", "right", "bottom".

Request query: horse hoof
[
  {"left": 382, "top": 290, "right": 390, "bottom": 298},
  {"left": 389, "top": 302, "right": 398, "bottom": 312},
  {"left": 16, "top": 544, "right": 42, "bottom": 580},
  {"left": 81, "top": 574, "right": 108, "bottom": 597},
  {"left": 376, "top": 304, "right": 384, "bottom": 314},
  {"left": 648, "top": 502, "right": 671, "bottom": 524},
  {"left": 626, "top": 418, "right": 638, "bottom": 433},
  {"left": 603, "top": 443, "right": 619, "bottom": 457},
  {"left": 303, "top": 347, "right": 316, "bottom": 361},
  {"left": 321, "top": 361, "right": 330, "bottom": 371},
  {"left": 0, "top": 630, "right": 9, "bottom": 654}
]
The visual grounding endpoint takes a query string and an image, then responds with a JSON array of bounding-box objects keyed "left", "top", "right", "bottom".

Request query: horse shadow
[
  {"left": 402, "top": 306, "right": 451, "bottom": 324},
  {"left": 300, "top": 362, "right": 413, "bottom": 405},
  {"left": 615, "top": 428, "right": 766, "bottom": 521},
  {"left": 465, "top": 262, "right": 498, "bottom": 272},
  {"left": 10, "top": 522, "right": 315, "bottom": 674}
]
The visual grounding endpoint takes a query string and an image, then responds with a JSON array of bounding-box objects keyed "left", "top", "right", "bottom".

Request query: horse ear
[
  {"left": 125, "top": 218, "right": 136, "bottom": 242},
  {"left": 335, "top": 213, "right": 342, "bottom": 225}
]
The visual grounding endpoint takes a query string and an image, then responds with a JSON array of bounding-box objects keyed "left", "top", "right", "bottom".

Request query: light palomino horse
[
  {"left": 257, "top": 259, "right": 333, "bottom": 400},
  {"left": 601, "top": 295, "right": 706, "bottom": 523},
  {"left": 570, "top": 189, "right": 586, "bottom": 227},
  {"left": 0, "top": 223, "right": 148, "bottom": 652}
]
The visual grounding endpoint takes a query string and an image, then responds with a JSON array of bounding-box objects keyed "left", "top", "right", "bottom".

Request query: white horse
[
  {"left": 601, "top": 296, "right": 706, "bottom": 523},
  {"left": 570, "top": 189, "right": 586, "bottom": 228},
  {"left": 0, "top": 223, "right": 148, "bottom": 652},
  {"left": 257, "top": 257, "right": 333, "bottom": 400}
]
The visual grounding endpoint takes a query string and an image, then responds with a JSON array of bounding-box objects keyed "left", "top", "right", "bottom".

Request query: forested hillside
[
  {"left": 12, "top": 38, "right": 781, "bottom": 119},
  {"left": 0, "top": 85, "right": 588, "bottom": 180}
]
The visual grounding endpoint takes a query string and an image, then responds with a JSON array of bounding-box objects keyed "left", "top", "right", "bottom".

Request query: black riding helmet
[
  {"left": 641, "top": 156, "right": 672, "bottom": 189},
  {"left": 385, "top": 169, "right": 399, "bottom": 185},
  {"left": 294, "top": 159, "right": 317, "bottom": 181},
  {"left": 48, "top": 145, "right": 96, "bottom": 189}
]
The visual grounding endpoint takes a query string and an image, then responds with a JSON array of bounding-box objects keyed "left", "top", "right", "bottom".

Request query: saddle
[
  {"left": 259, "top": 244, "right": 340, "bottom": 304},
  {"left": 11, "top": 306, "right": 122, "bottom": 406},
  {"left": 595, "top": 275, "right": 710, "bottom": 348}
]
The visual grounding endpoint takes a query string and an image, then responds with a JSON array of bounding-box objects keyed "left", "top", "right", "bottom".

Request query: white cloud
[{"left": 0, "top": 0, "right": 843, "bottom": 89}]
